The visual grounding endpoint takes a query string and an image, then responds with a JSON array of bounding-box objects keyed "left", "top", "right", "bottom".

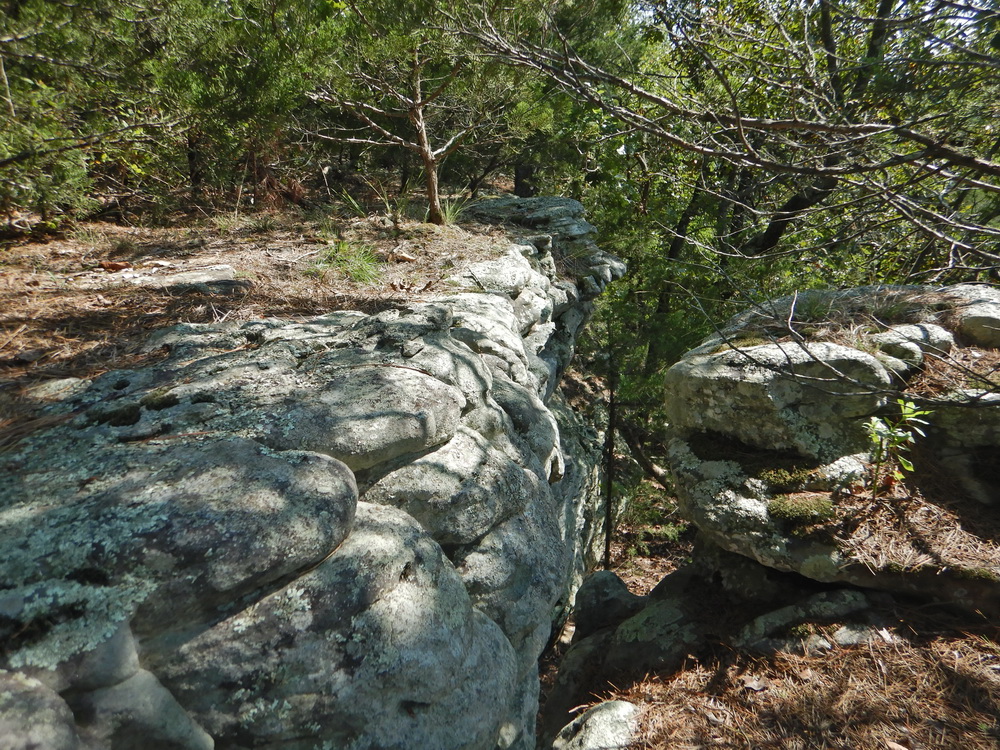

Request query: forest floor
[
  {"left": 547, "top": 491, "right": 1000, "bottom": 750},
  {"left": 3, "top": 210, "right": 1000, "bottom": 750}
]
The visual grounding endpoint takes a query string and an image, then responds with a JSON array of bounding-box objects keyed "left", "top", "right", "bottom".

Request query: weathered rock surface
[
  {"left": 571, "top": 570, "right": 647, "bottom": 642},
  {"left": 538, "top": 568, "right": 709, "bottom": 744},
  {"left": 158, "top": 502, "right": 517, "bottom": 750},
  {"left": 666, "top": 340, "right": 892, "bottom": 462},
  {"left": 0, "top": 198, "right": 623, "bottom": 749},
  {"left": 663, "top": 284, "right": 1000, "bottom": 614},
  {"left": 948, "top": 283, "right": 1000, "bottom": 347},
  {"left": 551, "top": 700, "right": 638, "bottom": 750},
  {"left": 0, "top": 672, "right": 80, "bottom": 750}
]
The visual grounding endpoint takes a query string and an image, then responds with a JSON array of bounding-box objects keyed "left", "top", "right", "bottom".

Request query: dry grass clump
[
  {"left": 829, "top": 435, "right": 1000, "bottom": 581},
  {"left": 907, "top": 347, "right": 1000, "bottom": 399},
  {"left": 613, "top": 620, "right": 1000, "bottom": 749},
  {"left": 727, "top": 289, "right": 946, "bottom": 341}
]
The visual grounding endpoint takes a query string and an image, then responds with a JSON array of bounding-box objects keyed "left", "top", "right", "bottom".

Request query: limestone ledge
[{"left": 0, "top": 198, "right": 624, "bottom": 750}]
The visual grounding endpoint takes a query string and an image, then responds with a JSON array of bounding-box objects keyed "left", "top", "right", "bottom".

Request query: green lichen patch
[
  {"left": 140, "top": 388, "right": 181, "bottom": 411},
  {"left": 2, "top": 577, "right": 154, "bottom": 670},
  {"left": 769, "top": 492, "right": 835, "bottom": 525},
  {"left": 756, "top": 465, "right": 821, "bottom": 491}
]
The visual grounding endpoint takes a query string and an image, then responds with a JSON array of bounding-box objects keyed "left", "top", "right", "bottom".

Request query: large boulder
[
  {"left": 663, "top": 285, "right": 1000, "bottom": 615},
  {"left": 551, "top": 700, "right": 639, "bottom": 750},
  {"left": 665, "top": 340, "right": 892, "bottom": 462},
  {"left": 158, "top": 503, "right": 518, "bottom": 750},
  {"left": 1, "top": 436, "right": 358, "bottom": 670},
  {"left": 948, "top": 283, "right": 1000, "bottom": 347},
  {"left": 0, "top": 197, "right": 623, "bottom": 749}
]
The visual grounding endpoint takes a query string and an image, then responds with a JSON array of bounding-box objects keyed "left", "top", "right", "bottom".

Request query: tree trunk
[
  {"left": 642, "top": 164, "right": 707, "bottom": 375},
  {"left": 409, "top": 100, "right": 444, "bottom": 224},
  {"left": 738, "top": 174, "right": 839, "bottom": 257},
  {"left": 423, "top": 156, "right": 443, "bottom": 224},
  {"left": 468, "top": 150, "right": 502, "bottom": 198},
  {"left": 514, "top": 162, "right": 537, "bottom": 197}
]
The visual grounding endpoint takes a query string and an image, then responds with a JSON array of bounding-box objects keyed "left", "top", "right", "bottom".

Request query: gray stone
[
  {"left": 0, "top": 436, "right": 357, "bottom": 670},
  {"left": 492, "top": 375, "right": 563, "bottom": 480},
  {"left": 537, "top": 631, "right": 615, "bottom": 745},
  {"left": 666, "top": 340, "right": 892, "bottom": 461},
  {"left": 364, "top": 424, "right": 539, "bottom": 546},
  {"left": 22, "top": 377, "right": 88, "bottom": 402},
  {"left": 733, "top": 589, "right": 869, "bottom": 650},
  {"left": 666, "top": 435, "right": 855, "bottom": 581},
  {"left": 929, "top": 391, "right": 1000, "bottom": 449},
  {"left": 158, "top": 503, "right": 518, "bottom": 750},
  {"left": 141, "top": 264, "right": 236, "bottom": 288},
  {"left": 874, "top": 351, "right": 917, "bottom": 377},
  {"left": 539, "top": 568, "right": 708, "bottom": 745},
  {"left": 451, "top": 247, "right": 541, "bottom": 297},
  {"left": 548, "top": 392, "right": 606, "bottom": 615},
  {"left": 262, "top": 364, "right": 465, "bottom": 470},
  {"left": 58, "top": 621, "right": 139, "bottom": 691},
  {"left": 662, "top": 283, "right": 1000, "bottom": 616},
  {"left": 871, "top": 334, "right": 923, "bottom": 367},
  {"left": 551, "top": 700, "right": 639, "bottom": 750},
  {"left": 832, "top": 622, "right": 882, "bottom": 647},
  {"left": 0, "top": 672, "right": 80, "bottom": 750},
  {"left": 72, "top": 669, "right": 214, "bottom": 750},
  {"left": 948, "top": 283, "right": 1000, "bottom": 347},
  {"left": 572, "top": 570, "right": 647, "bottom": 641},
  {"left": 0, "top": 196, "right": 619, "bottom": 749},
  {"left": 606, "top": 569, "right": 707, "bottom": 676},
  {"left": 872, "top": 323, "right": 954, "bottom": 357}
]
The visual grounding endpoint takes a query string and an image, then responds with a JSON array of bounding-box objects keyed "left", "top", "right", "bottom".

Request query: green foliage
[
  {"left": 438, "top": 196, "right": 474, "bottom": 225},
  {"left": 865, "top": 399, "right": 933, "bottom": 494},
  {"left": 0, "top": 0, "right": 164, "bottom": 223},
  {"left": 618, "top": 481, "right": 687, "bottom": 558}
]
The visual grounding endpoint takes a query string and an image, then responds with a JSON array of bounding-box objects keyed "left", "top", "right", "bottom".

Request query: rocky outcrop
[
  {"left": 550, "top": 700, "right": 638, "bottom": 750},
  {"left": 0, "top": 198, "right": 624, "bottom": 749},
  {"left": 662, "top": 284, "right": 1000, "bottom": 614}
]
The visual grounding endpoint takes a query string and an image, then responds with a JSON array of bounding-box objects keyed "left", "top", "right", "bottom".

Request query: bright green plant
[
  {"left": 865, "top": 399, "right": 933, "bottom": 495},
  {"left": 439, "top": 196, "right": 474, "bottom": 225}
]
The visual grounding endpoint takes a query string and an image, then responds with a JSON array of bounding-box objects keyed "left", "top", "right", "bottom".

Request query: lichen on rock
[{"left": 0, "top": 197, "right": 623, "bottom": 750}]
